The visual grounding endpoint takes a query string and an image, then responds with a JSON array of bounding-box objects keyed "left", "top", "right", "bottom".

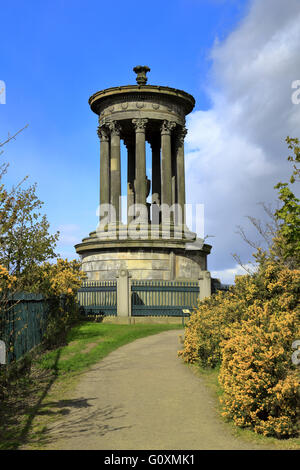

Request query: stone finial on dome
[{"left": 133, "top": 65, "right": 150, "bottom": 85}]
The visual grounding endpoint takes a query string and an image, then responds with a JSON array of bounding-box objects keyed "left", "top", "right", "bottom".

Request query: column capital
[
  {"left": 97, "top": 124, "right": 109, "bottom": 141},
  {"left": 132, "top": 118, "right": 148, "bottom": 132},
  {"left": 107, "top": 120, "right": 121, "bottom": 136},
  {"left": 160, "top": 120, "right": 176, "bottom": 135}
]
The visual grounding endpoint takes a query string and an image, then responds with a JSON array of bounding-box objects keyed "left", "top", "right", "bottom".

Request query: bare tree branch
[
  {"left": 233, "top": 201, "right": 281, "bottom": 271},
  {"left": 231, "top": 252, "right": 256, "bottom": 275},
  {"left": 0, "top": 125, "right": 29, "bottom": 155}
]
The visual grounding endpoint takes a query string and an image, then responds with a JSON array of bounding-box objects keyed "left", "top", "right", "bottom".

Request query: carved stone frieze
[{"left": 96, "top": 94, "right": 186, "bottom": 118}]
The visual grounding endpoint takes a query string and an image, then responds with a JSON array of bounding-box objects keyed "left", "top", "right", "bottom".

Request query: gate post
[
  {"left": 116, "top": 269, "right": 131, "bottom": 317},
  {"left": 0, "top": 340, "right": 6, "bottom": 365},
  {"left": 199, "top": 271, "right": 211, "bottom": 301}
]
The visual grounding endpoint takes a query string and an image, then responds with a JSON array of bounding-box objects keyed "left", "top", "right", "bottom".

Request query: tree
[
  {"left": 0, "top": 126, "right": 29, "bottom": 242},
  {"left": 0, "top": 183, "right": 59, "bottom": 289},
  {"left": 273, "top": 137, "right": 300, "bottom": 267},
  {"left": 233, "top": 137, "right": 300, "bottom": 270},
  {"left": 0, "top": 126, "right": 28, "bottom": 157},
  {"left": 0, "top": 127, "right": 59, "bottom": 290}
]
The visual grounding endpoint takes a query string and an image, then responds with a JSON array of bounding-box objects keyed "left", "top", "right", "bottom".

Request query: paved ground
[{"left": 38, "top": 330, "right": 268, "bottom": 450}]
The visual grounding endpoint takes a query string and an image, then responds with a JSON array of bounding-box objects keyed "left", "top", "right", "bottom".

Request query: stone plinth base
[{"left": 75, "top": 227, "right": 211, "bottom": 281}]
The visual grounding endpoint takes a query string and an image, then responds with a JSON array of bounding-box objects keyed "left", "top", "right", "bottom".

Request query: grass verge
[
  {"left": 0, "top": 321, "right": 182, "bottom": 450},
  {"left": 189, "top": 363, "right": 300, "bottom": 450},
  {"left": 35, "top": 322, "right": 181, "bottom": 374}
]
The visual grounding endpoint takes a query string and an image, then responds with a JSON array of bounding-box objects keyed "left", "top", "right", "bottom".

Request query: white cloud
[
  {"left": 57, "top": 224, "right": 82, "bottom": 245},
  {"left": 211, "top": 262, "right": 257, "bottom": 285},
  {"left": 56, "top": 224, "right": 84, "bottom": 260},
  {"left": 186, "top": 0, "right": 300, "bottom": 284}
]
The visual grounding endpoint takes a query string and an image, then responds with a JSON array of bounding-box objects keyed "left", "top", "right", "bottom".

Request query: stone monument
[{"left": 75, "top": 66, "right": 212, "bottom": 280}]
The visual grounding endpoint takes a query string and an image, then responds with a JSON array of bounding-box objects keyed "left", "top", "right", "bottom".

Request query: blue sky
[{"left": 1, "top": 0, "right": 299, "bottom": 283}]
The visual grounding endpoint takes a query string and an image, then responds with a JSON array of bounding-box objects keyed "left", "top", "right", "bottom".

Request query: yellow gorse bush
[
  {"left": 179, "top": 260, "right": 300, "bottom": 437},
  {"left": 0, "top": 264, "right": 17, "bottom": 292},
  {"left": 179, "top": 274, "right": 255, "bottom": 367},
  {"left": 219, "top": 301, "right": 299, "bottom": 437},
  {"left": 36, "top": 259, "right": 87, "bottom": 348},
  {"left": 36, "top": 258, "right": 86, "bottom": 297}
]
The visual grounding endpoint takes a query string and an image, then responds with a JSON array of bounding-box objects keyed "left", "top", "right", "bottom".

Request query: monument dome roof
[{"left": 88, "top": 66, "right": 195, "bottom": 116}]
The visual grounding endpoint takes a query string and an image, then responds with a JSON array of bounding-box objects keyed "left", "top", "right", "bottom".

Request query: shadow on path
[
  {"left": 18, "top": 348, "right": 62, "bottom": 445},
  {"left": 18, "top": 348, "right": 131, "bottom": 448}
]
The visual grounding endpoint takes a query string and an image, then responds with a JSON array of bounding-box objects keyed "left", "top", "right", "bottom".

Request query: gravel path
[{"left": 39, "top": 329, "right": 268, "bottom": 450}]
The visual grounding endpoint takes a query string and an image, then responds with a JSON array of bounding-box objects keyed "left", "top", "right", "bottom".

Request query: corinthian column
[
  {"left": 150, "top": 138, "right": 161, "bottom": 225},
  {"left": 151, "top": 138, "right": 161, "bottom": 206},
  {"left": 161, "top": 120, "right": 176, "bottom": 223},
  {"left": 132, "top": 118, "right": 148, "bottom": 223},
  {"left": 126, "top": 139, "right": 135, "bottom": 224},
  {"left": 176, "top": 126, "right": 187, "bottom": 226},
  {"left": 107, "top": 120, "right": 121, "bottom": 224},
  {"left": 97, "top": 124, "right": 110, "bottom": 221}
]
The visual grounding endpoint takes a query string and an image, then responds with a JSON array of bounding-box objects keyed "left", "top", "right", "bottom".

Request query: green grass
[
  {"left": 36, "top": 322, "right": 182, "bottom": 375},
  {"left": 191, "top": 363, "right": 300, "bottom": 450}
]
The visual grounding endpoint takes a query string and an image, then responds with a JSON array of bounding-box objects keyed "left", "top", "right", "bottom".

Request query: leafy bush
[
  {"left": 27, "top": 258, "right": 86, "bottom": 296},
  {"left": 179, "top": 261, "right": 300, "bottom": 437},
  {"left": 179, "top": 289, "right": 241, "bottom": 367},
  {"left": 43, "top": 295, "right": 80, "bottom": 348},
  {"left": 219, "top": 298, "right": 300, "bottom": 437},
  {"left": 35, "top": 259, "right": 87, "bottom": 348},
  {"left": 179, "top": 267, "right": 281, "bottom": 367}
]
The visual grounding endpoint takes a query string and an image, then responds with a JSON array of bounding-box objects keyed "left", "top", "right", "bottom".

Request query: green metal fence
[
  {"left": 76, "top": 279, "right": 199, "bottom": 317},
  {"left": 1, "top": 293, "right": 49, "bottom": 364},
  {"left": 77, "top": 280, "right": 117, "bottom": 316},
  {"left": 132, "top": 280, "right": 199, "bottom": 316}
]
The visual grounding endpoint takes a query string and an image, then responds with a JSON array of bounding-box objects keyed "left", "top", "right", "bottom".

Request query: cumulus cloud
[
  {"left": 211, "top": 262, "right": 257, "bottom": 285},
  {"left": 186, "top": 0, "right": 300, "bottom": 283}
]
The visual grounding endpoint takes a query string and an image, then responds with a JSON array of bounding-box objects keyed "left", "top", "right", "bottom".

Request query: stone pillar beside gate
[
  {"left": 116, "top": 269, "right": 132, "bottom": 317},
  {"left": 198, "top": 271, "right": 211, "bottom": 301}
]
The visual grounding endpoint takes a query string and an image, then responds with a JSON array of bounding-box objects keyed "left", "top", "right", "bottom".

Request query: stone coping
[{"left": 75, "top": 237, "right": 212, "bottom": 254}]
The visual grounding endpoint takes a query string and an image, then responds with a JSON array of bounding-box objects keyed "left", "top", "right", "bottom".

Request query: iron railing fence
[
  {"left": 0, "top": 293, "right": 49, "bottom": 364},
  {"left": 77, "top": 280, "right": 117, "bottom": 316}
]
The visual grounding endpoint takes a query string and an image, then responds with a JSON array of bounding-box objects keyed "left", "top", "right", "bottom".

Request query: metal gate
[{"left": 131, "top": 280, "right": 199, "bottom": 316}]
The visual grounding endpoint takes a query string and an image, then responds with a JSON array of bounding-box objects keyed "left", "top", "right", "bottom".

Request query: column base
[{"left": 93, "top": 222, "right": 196, "bottom": 242}]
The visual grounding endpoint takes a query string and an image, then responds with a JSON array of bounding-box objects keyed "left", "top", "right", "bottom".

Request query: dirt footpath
[{"left": 38, "top": 329, "right": 268, "bottom": 450}]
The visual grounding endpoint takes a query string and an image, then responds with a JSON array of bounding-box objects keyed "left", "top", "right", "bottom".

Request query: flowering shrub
[
  {"left": 33, "top": 259, "right": 87, "bottom": 348},
  {"left": 219, "top": 300, "right": 300, "bottom": 437},
  {"left": 179, "top": 261, "right": 300, "bottom": 437},
  {"left": 179, "top": 272, "right": 266, "bottom": 367},
  {"left": 31, "top": 258, "right": 86, "bottom": 297},
  {"left": 0, "top": 264, "right": 17, "bottom": 294},
  {"left": 178, "top": 289, "right": 241, "bottom": 367}
]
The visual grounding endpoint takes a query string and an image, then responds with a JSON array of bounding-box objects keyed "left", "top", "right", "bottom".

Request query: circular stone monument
[{"left": 75, "top": 66, "right": 211, "bottom": 280}]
